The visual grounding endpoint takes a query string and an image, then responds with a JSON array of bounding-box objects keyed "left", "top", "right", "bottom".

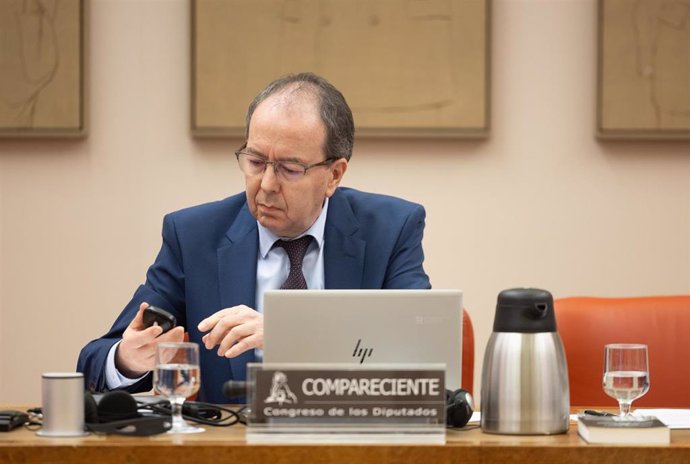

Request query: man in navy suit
[{"left": 77, "top": 73, "right": 430, "bottom": 403}]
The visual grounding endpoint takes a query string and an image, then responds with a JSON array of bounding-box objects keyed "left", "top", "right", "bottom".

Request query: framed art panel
[
  {"left": 0, "top": 0, "right": 86, "bottom": 137},
  {"left": 192, "top": 0, "right": 490, "bottom": 138},
  {"left": 597, "top": 0, "right": 690, "bottom": 139}
]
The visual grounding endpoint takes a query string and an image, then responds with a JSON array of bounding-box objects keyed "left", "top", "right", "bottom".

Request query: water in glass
[
  {"left": 154, "top": 363, "right": 200, "bottom": 399},
  {"left": 154, "top": 342, "right": 204, "bottom": 434},
  {"left": 603, "top": 370, "right": 649, "bottom": 402},
  {"left": 602, "top": 343, "right": 649, "bottom": 418}
]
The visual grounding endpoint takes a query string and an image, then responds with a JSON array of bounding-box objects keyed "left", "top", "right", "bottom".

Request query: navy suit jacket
[{"left": 77, "top": 187, "right": 430, "bottom": 403}]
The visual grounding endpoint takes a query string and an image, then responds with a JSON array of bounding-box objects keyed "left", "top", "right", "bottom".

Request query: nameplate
[{"left": 246, "top": 363, "right": 446, "bottom": 444}]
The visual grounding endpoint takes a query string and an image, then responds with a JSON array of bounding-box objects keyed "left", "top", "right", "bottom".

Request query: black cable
[
  {"left": 235, "top": 406, "right": 248, "bottom": 425},
  {"left": 136, "top": 399, "right": 242, "bottom": 427}
]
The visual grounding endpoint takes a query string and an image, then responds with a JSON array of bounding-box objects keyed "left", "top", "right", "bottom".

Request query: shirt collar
[{"left": 257, "top": 197, "right": 329, "bottom": 258}]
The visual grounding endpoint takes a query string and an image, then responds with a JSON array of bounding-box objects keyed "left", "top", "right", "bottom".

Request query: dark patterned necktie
[{"left": 274, "top": 235, "right": 313, "bottom": 289}]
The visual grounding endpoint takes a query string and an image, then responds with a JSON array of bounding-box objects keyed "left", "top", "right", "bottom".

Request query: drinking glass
[
  {"left": 602, "top": 343, "right": 649, "bottom": 418},
  {"left": 154, "top": 341, "right": 204, "bottom": 433}
]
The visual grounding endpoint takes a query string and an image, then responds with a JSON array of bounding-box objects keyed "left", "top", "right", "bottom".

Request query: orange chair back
[
  {"left": 555, "top": 295, "right": 690, "bottom": 407},
  {"left": 462, "top": 308, "right": 475, "bottom": 395}
]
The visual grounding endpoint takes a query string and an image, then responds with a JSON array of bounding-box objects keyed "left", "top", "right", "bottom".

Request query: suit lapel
[
  {"left": 217, "top": 203, "right": 258, "bottom": 380},
  {"left": 324, "top": 190, "right": 366, "bottom": 289}
]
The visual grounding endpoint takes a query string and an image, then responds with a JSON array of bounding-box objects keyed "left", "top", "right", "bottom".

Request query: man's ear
[{"left": 325, "top": 158, "right": 348, "bottom": 197}]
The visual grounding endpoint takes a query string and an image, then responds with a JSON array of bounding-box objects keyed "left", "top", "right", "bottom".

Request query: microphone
[
  {"left": 223, "top": 380, "right": 249, "bottom": 400},
  {"left": 222, "top": 380, "right": 251, "bottom": 425}
]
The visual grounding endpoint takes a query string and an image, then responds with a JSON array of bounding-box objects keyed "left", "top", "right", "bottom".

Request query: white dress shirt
[{"left": 104, "top": 199, "right": 330, "bottom": 389}]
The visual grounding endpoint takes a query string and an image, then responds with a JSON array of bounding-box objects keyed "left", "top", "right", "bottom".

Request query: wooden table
[{"left": 2, "top": 417, "right": 689, "bottom": 464}]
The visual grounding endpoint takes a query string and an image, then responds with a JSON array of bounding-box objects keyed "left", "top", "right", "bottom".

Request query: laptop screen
[{"left": 263, "top": 289, "right": 463, "bottom": 389}]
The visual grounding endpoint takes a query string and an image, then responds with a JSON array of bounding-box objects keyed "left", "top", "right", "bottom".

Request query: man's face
[{"left": 243, "top": 93, "right": 347, "bottom": 238}]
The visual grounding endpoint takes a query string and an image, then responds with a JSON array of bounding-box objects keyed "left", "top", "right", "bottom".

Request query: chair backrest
[
  {"left": 461, "top": 308, "right": 475, "bottom": 395},
  {"left": 555, "top": 295, "right": 690, "bottom": 407}
]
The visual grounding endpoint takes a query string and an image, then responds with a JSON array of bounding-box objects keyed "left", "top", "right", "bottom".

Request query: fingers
[
  {"left": 126, "top": 324, "right": 163, "bottom": 347},
  {"left": 117, "top": 304, "right": 188, "bottom": 377},
  {"left": 203, "top": 313, "right": 241, "bottom": 350},
  {"left": 198, "top": 309, "right": 229, "bottom": 332},
  {"left": 124, "top": 302, "right": 182, "bottom": 347},
  {"left": 199, "top": 306, "right": 251, "bottom": 348},
  {"left": 224, "top": 333, "right": 263, "bottom": 358},
  {"left": 216, "top": 321, "right": 257, "bottom": 356},
  {"left": 198, "top": 306, "right": 263, "bottom": 358},
  {"left": 128, "top": 303, "right": 149, "bottom": 331},
  {"left": 157, "top": 326, "right": 185, "bottom": 343}
]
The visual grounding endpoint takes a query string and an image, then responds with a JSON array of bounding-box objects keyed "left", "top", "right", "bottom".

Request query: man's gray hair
[{"left": 245, "top": 72, "right": 354, "bottom": 161}]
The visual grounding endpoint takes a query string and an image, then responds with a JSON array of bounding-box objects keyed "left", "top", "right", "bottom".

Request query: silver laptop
[{"left": 263, "top": 289, "right": 463, "bottom": 388}]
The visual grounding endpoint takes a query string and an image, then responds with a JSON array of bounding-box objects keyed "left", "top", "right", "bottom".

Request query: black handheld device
[
  {"left": 0, "top": 411, "right": 29, "bottom": 432},
  {"left": 142, "top": 305, "right": 177, "bottom": 333}
]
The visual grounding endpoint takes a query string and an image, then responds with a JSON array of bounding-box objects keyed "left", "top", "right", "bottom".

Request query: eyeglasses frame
[{"left": 234, "top": 144, "right": 338, "bottom": 180}]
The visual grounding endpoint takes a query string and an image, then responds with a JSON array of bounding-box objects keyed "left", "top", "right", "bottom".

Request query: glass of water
[
  {"left": 603, "top": 344, "right": 649, "bottom": 418},
  {"left": 154, "top": 341, "right": 204, "bottom": 433}
]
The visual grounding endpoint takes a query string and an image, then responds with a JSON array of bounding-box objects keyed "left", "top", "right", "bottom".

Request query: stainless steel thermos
[{"left": 481, "top": 288, "right": 569, "bottom": 435}]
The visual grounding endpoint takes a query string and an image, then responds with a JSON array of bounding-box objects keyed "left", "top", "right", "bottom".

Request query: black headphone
[
  {"left": 446, "top": 388, "right": 474, "bottom": 428},
  {"left": 84, "top": 391, "right": 171, "bottom": 436}
]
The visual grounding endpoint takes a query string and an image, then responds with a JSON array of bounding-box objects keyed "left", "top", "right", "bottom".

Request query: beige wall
[{"left": 1, "top": 0, "right": 688, "bottom": 403}]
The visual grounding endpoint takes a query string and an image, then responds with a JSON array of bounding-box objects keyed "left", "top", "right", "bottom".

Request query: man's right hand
[{"left": 115, "top": 302, "right": 185, "bottom": 379}]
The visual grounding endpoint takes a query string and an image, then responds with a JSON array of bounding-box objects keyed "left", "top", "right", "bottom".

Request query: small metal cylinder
[{"left": 37, "top": 372, "right": 88, "bottom": 437}]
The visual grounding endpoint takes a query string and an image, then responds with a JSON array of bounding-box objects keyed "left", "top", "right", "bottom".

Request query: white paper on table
[
  {"left": 633, "top": 409, "right": 690, "bottom": 429},
  {"left": 467, "top": 411, "right": 482, "bottom": 424}
]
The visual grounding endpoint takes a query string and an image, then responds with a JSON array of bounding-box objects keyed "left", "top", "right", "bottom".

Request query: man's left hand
[{"left": 197, "top": 305, "right": 263, "bottom": 358}]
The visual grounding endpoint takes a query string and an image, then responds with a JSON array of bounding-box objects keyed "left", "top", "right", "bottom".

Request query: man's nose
[{"left": 260, "top": 164, "right": 280, "bottom": 191}]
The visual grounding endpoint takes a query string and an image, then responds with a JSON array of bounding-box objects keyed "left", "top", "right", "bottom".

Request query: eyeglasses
[{"left": 235, "top": 148, "right": 336, "bottom": 182}]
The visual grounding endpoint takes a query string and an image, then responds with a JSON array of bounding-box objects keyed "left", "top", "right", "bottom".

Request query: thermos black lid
[{"left": 493, "top": 288, "right": 557, "bottom": 333}]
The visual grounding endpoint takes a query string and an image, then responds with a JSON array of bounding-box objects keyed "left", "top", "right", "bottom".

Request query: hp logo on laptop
[{"left": 352, "top": 339, "right": 373, "bottom": 363}]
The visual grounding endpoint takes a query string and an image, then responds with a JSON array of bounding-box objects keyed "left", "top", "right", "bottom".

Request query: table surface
[{"left": 1, "top": 409, "right": 689, "bottom": 464}]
